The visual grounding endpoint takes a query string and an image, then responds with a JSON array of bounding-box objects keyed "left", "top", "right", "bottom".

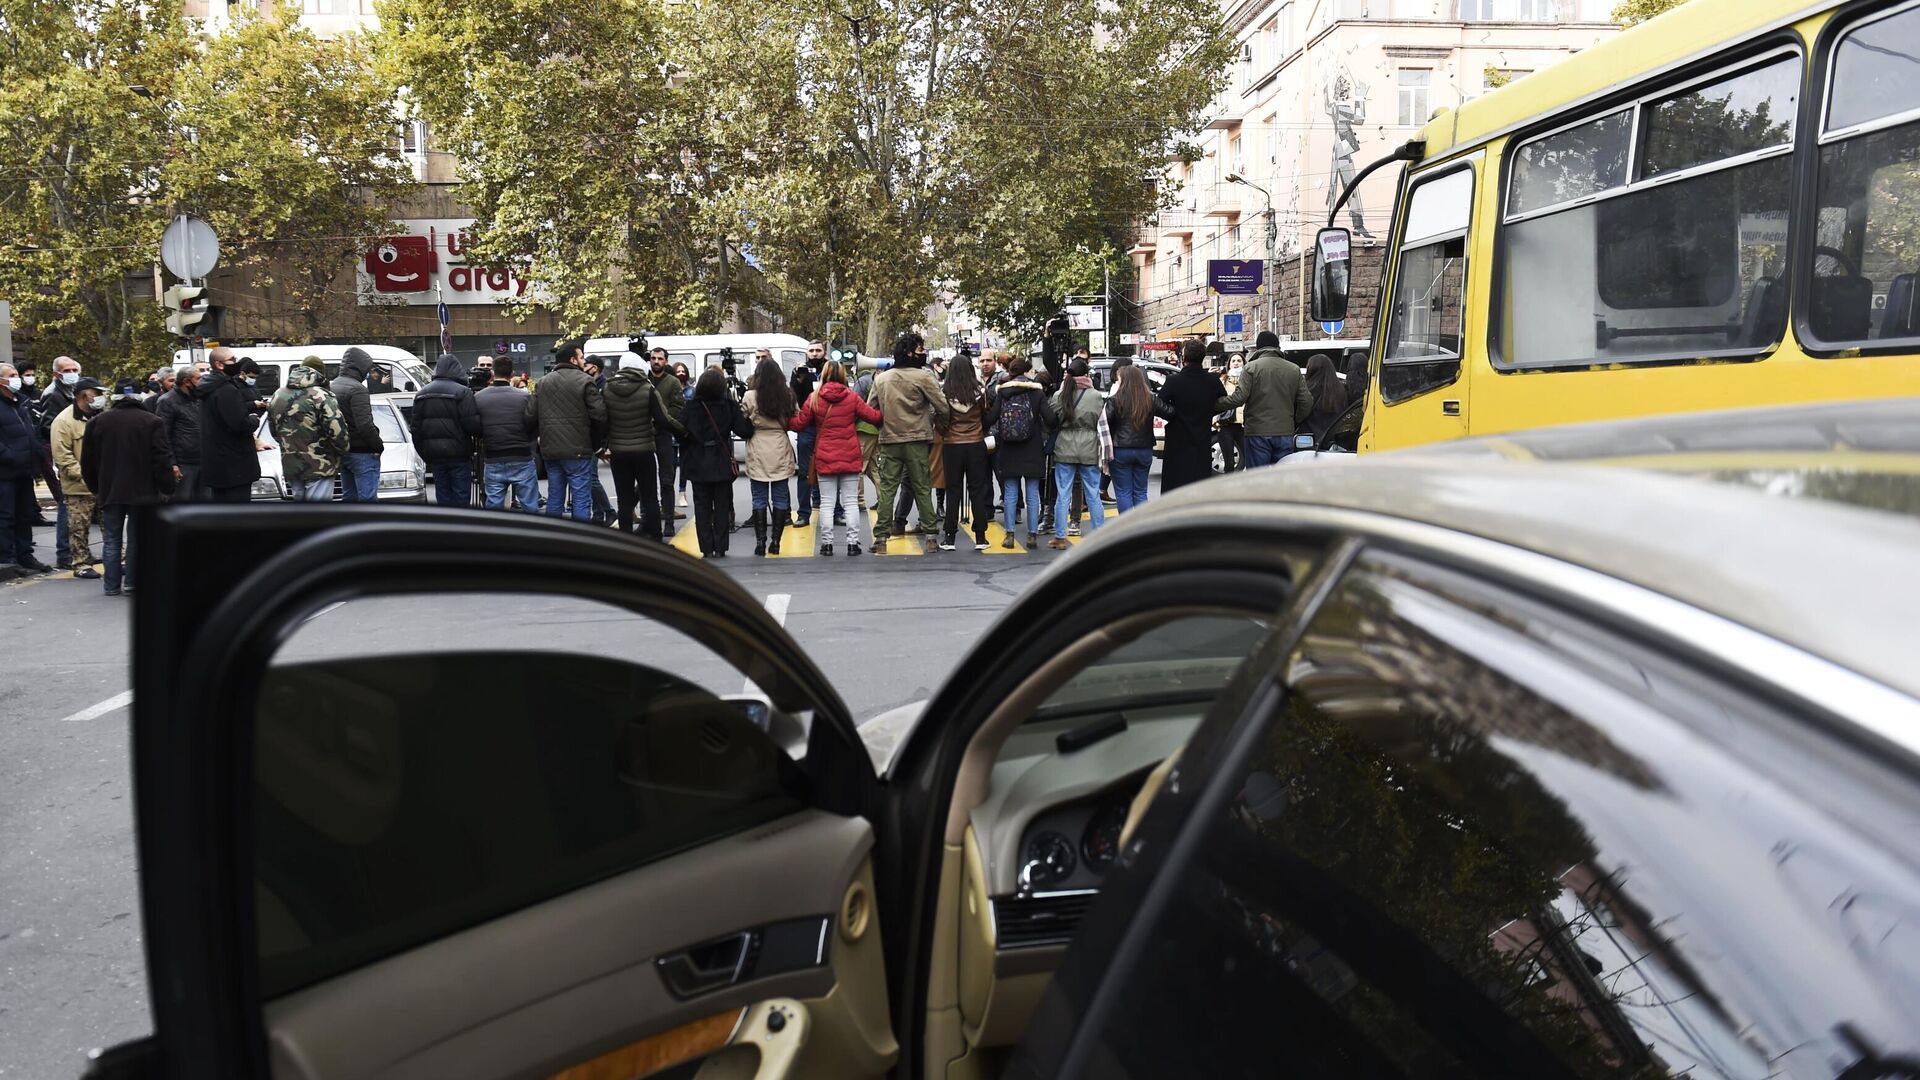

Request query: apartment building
[{"left": 1129, "top": 0, "right": 1620, "bottom": 347}]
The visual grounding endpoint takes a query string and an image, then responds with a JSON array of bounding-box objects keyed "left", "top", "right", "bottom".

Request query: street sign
[
  {"left": 1065, "top": 304, "right": 1105, "bottom": 331},
  {"left": 1207, "top": 260, "right": 1265, "bottom": 296},
  {"left": 1089, "top": 331, "right": 1108, "bottom": 354},
  {"left": 1321, "top": 320, "right": 1346, "bottom": 335},
  {"left": 160, "top": 215, "right": 219, "bottom": 280},
  {"left": 1118, "top": 333, "right": 1142, "bottom": 345},
  {"left": 1222, "top": 312, "right": 1244, "bottom": 336},
  {"left": 1221, "top": 335, "right": 1246, "bottom": 349}
]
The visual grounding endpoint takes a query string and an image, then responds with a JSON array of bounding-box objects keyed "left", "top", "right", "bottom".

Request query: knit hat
[
  {"left": 618, "top": 351, "right": 646, "bottom": 370},
  {"left": 1255, "top": 330, "right": 1281, "bottom": 349},
  {"left": 302, "top": 356, "right": 327, "bottom": 374}
]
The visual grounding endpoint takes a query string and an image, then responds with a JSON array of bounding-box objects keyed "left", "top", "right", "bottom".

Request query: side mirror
[{"left": 1310, "top": 227, "right": 1352, "bottom": 324}]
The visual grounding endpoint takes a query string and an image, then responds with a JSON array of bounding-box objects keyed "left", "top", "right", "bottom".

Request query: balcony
[
  {"left": 1204, "top": 181, "right": 1243, "bottom": 218},
  {"left": 1205, "top": 99, "right": 1246, "bottom": 130}
]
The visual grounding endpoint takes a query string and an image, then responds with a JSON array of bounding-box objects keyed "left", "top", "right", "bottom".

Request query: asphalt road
[{"left": 0, "top": 473, "right": 1106, "bottom": 1078}]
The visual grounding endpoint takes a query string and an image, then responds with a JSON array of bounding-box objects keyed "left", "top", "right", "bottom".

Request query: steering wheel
[{"left": 1814, "top": 245, "right": 1859, "bottom": 278}]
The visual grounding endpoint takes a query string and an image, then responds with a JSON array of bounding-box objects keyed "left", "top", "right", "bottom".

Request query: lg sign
[{"left": 355, "top": 219, "right": 542, "bottom": 306}]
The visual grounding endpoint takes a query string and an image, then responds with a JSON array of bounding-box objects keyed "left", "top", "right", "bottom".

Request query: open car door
[{"left": 89, "top": 505, "right": 898, "bottom": 1080}]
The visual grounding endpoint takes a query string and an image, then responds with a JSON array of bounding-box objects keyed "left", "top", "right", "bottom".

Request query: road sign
[
  {"left": 160, "top": 215, "right": 219, "bottom": 280},
  {"left": 1065, "top": 304, "right": 1105, "bottom": 331},
  {"left": 1089, "top": 331, "right": 1108, "bottom": 354},
  {"left": 1222, "top": 312, "right": 1244, "bottom": 336},
  {"left": 1119, "top": 333, "right": 1142, "bottom": 345},
  {"left": 1321, "top": 320, "right": 1346, "bottom": 335},
  {"left": 1221, "top": 335, "right": 1246, "bottom": 349},
  {"left": 1207, "top": 260, "right": 1265, "bottom": 296}
]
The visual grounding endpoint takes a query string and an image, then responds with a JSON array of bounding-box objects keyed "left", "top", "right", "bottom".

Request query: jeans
[
  {"left": 794, "top": 432, "right": 816, "bottom": 517},
  {"left": 432, "top": 461, "right": 473, "bottom": 507},
  {"left": 1111, "top": 447, "right": 1153, "bottom": 513},
  {"left": 293, "top": 478, "right": 334, "bottom": 502},
  {"left": 545, "top": 458, "right": 595, "bottom": 521},
  {"left": 609, "top": 451, "right": 662, "bottom": 537},
  {"left": 750, "top": 478, "right": 791, "bottom": 513},
  {"left": 484, "top": 459, "right": 540, "bottom": 512},
  {"left": 0, "top": 476, "right": 35, "bottom": 563},
  {"left": 817, "top": 474, "right": 865, "bottom": 546},
  {"left": 341, "top": 453, "right": 381, "bottom": 502},
  {"left": 873, "top": 441, "right": 934, "bottom": 541},
  {"left": 1053, "top": 462, "right": 1105, "bottom": 539},
  {"left": 690, "top": 480, "right": 732, "bottom": 555},
  {"left": 1244, "top": 435, "right": 1297, "bottom": 469},
  {"left": 101, "top": 504, "right": 132, "bottom": 592},
  {"left": 1001, "top": 476, "right": 1041, "bottom": 538},
  {"left": 942, "top": 441, "right": 992, "bottom": 541}
]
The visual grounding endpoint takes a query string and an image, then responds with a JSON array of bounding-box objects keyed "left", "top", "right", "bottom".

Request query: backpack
[{"left": 996, "top": 388, "right": 1037, "bottom": 443}]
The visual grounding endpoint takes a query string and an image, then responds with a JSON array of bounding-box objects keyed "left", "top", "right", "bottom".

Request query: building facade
[{"left": 1129, "top": 0, "right": 1620, "bottom": 350}]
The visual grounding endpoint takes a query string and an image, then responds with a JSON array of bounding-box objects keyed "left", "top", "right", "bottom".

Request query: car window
[
  {"left": 252, "top": 594, "right": 815, "bottom": 998},
  {"left": 1065, "top": 552, "right": 1920, "bottom": 1078},
  {"left": 1030, "top": 614, "right": 1270, "bottom": 723},
  {"left": 371, "top": 403, "right": 406, "bottom": 444}
]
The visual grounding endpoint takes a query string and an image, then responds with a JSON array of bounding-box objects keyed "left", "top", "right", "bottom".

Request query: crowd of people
[{"left": 0, "top": 326, "right": 1345, "bottom": 577}]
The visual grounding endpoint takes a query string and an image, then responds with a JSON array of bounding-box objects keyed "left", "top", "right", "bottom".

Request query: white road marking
[
  {"left": 742, "top": 594, "right": 792, "bottom": 696},
  {"left": 59, "top": 690, "right": 132, "bottom": 724}
]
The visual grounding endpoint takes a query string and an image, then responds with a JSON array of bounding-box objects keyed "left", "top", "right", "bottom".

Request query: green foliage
[
  {"left": 0, "top": 1, "right": 415, "bottom": 378},
  {"left": 1483, "top": 65, "right": 1514, "bottom": 90},
  {"left": 1611, "top": 0, "right": 1690, "bottom": 26}
]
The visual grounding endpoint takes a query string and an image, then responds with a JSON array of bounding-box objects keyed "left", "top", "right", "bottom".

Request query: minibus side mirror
[{"left": 1311, "top": 227, "right": 1352, "bottom": 324}]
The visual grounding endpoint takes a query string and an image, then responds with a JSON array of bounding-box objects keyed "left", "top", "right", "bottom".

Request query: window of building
[
  {"left": 303, "top": 0, "right": 336, "bottom": 12},
  {"left": 1229, "top": 223, "right": 1243, "bottom": 253},
  {"left": 1460, "top": 0, "right": 1560, "bottom": 20},
  {"left": 1259, "top": 18, "right": 1277, "bottom": 69},
  {"left": 1397, "top": 69, "right": 1433, "bottom": 127},
  {"left": 1229, "top": 134, "right": 1244, "bottom": 177}
]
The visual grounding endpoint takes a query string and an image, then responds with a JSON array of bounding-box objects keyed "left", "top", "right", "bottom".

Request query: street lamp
[{"left": 1226, "top": 172, "right": 1277, "bottom": 335}]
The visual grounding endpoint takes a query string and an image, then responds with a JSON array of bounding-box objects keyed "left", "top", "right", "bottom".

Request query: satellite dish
[{"left": 160, "top": 216, "right": 219, "bottom": 281}]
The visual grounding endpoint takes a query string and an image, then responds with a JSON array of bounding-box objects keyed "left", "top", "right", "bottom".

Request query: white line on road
[
  {"left": 59, "top": 690, "right": 132, "bottom": 724},
  {"left": 742, "top": 594, "right": 792, "bottom": 697}
]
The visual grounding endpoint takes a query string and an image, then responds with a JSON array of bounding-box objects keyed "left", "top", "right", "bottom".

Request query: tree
[
  {"left": 0, "top": 0, "right": 415, "bottom": 376},
  {"left": 1612, "top": 0, "right": 1690, "bottom": 26}
]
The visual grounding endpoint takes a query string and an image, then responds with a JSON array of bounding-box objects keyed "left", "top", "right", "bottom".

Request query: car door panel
[{"left": 263, "top": 810, "right": 870, "bottom": 1080}]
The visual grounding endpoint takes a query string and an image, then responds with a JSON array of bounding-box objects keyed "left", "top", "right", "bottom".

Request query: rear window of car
[{"left": 372, "top": 404, "right": 406, "bottom": 444}]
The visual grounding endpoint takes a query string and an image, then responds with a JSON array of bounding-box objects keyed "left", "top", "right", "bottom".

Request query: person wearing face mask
[
  {"left": 154, "top": 366, "right": 202, "bottom": 501},
  {"left": 34, "top": 356, "right": 84, "bottom": 566},
  {"left": 1217, "top": 352, "right": 1246, "bottom": 472},
  {"left": 199, "top": 355, "right": 264, "bottom": 503},
  {"left": 143, "top": 368, "right": 175, "bottom": 412},
  {"left": 0, "top": 363, "right": 54, "bottom": 574},
  {"left": 11, "top": 361, "right": 55, "bottom": 528},
  {"left": 50, "top": 378, "right": 104, "bottom": 577}
]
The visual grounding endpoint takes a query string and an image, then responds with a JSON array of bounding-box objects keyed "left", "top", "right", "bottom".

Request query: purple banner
[{"left": 1208, "top": 259, "right": 1265, "bottom": 296}]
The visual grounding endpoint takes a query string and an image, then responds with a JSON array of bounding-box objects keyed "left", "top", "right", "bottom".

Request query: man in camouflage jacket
[{"left": 269, "top": 360, "right": 351, "bottom": 502}]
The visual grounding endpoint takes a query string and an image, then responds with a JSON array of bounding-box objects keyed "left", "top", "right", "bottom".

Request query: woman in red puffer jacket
[{"left": 792, "top": 360, "right": 883, "bottom": 556}]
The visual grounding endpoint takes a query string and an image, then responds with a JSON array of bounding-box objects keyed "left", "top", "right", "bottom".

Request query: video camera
[
  {"left": 1041, "top": 315, "right": 1074, "bottom": 381},
  {"left": 627, "top": 334, "right": 649, "bottom": 359}
]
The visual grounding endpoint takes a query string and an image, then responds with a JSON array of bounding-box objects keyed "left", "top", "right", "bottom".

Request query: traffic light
[
  {"left": 163, "top": 284, "right": 221, "bottom": 338},
  {"left": 829, "top": 341, "right": 858, "bottom": 366}
]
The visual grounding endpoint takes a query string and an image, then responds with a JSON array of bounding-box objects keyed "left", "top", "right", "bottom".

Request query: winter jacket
[
  {"left": 50, "top": 403, "right": 93, "bottom": 497},
  {"left": 35, "top": 381, "right": 76, "bottom": 443},
  {"left": 0, "top": 391, "right": 38, "bottom": 480},
  {"left": 1046, "top": 383, "right": 1103, "bottom": 466},
  {"left": 1106, "top": 393, "right": 1166, "bottom": 451},
  {"left": 987, "top": 380, "right": 1047, "bottom": 479},
  {"left": 680, "top": 395, "right": 752, "bottom": 484},
  {"left": 269, "top": 365, "right": 350, "bottom": 483},
  {"left": 605, "top": 369, "right": 684, "bottom": 455},
  {"left": 475, "top": 384, "right": 535, "bottom": 462},
  {"left": 81, "top": 398, "right": 176, "bottom": 505},
  {"left": 198, "top": 370, "right": 263, "bottom": 489},
  {"left": 1215, "top": 346, "right": 1313, "bottom": 438},
  {"left": 741, "top": 389, "right": 797, "bottom": 482},
  {"left": 651, "top": 371, "right": 686, "bottom": 429},
  {"left": 940, "top": 395, "right": 994, "bottom": 445},
  {"left": 154, "top": 386, "right": 202, "bottom": 466},
  {"left": 330, "top": 348, "right": 383, "bottom": 455},
  {"left": 791, "top": 381, "right": 882, "bottom": 476},
  {"left": 868, "top": 366, "right": 950, "bottom": 445},
  {"left": 408, "top": 354, "right": 483, "bottom": 465},
  {"left": 527, "top": 364, "right": 606, "bottom": 460}
]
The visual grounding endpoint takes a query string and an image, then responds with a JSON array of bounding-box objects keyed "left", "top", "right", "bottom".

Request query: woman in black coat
[
  {"left": 985, "top": 356, "right": 1048, "bottom": 547},
  {"left": 1155, "top": 340, "right": 1227, "bottom": 494},
  {"left": 680, "top": 367, "right": 753, "bottom": 558}
]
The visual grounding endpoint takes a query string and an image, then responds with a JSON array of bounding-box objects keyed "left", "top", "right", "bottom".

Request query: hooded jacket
[
  {"left": 527, "top": 362, "right": 606, "bottom": 460},
  {"left": 1214, "top": 346, "right": 1313, "bottom": 438},
  {"left": 82, "top": 397, "right": 176, "bottom": 505},
  {"left": 868, "top": 365, "right": 951, "bottom": 445},
  {"left": 408, "top": 353, "right": 482, "bottom": 464},
  {"left": 791, "top": 381, "right": 883, "bottom": 476},
  {"left": 329, "top": 348, "right": 383, "bottom": 455},
  {"left": 475, "top": 383, "right": 535, "bottom": 462},
  {"left": 0, "top": 390, "right": 36, "bottom": 480},
  {"left": 153, "top": 385, "right": 201, "bottom": 466},
  {"left": 198, "top": 369, "right": 263, "bottom": 489},
  {"left": 605, "top": 368, "right": 685, "bottom": 455},
  {"left": 1046, "top": 381, "right": 1104, "bottom": 466},
  {"left": 988, "top": 379, "right": 1048, "bottom": 479},
  {"left": 50, "top": 400, "right": 93, "bottom": 497},
  {"left": 269, "top": 364, "right": 350, "bottom": 482}
]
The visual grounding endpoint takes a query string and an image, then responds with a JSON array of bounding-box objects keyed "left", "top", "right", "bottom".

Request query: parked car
[
  {"left": 94, "top": 399, "right": 1920, "bottom": 1080},
  {"left": 172, "top": 345, "right": 433, "bottom": 398},
  {"left": 1083, "top": 358, "right": 1177, "bottom": 455},
  {"left": 251, "top": 394, "right": 426, "bottom": 503}
]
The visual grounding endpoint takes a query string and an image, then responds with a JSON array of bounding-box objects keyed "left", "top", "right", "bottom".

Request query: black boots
[
  {"left": 769, "top": 509, "right": 788, "bottom": 555},
  {"left": 752, "top": 510, "right": 768, "bottom": 557}
]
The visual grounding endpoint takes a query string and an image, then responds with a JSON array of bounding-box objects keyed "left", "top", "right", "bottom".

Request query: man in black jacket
[
  {"left": 330, "top": 347, "right": 383, "bottom": 502},
  {"left": 476, "top": 356, "right": 538, "bottom": 512},
  {"left": 409, "top": 352, "right": 483, "bottom": 507},
  {"left": 198, "top": 357, "right": 263, "bottom": 503},
  {"left": 154, "top": 365, "right": 202, "bottom": 501},
  {"left": 81, "top": 378, "right": 176, "bottom": 595},
  {"left": 0, "top": 363, "right": 53, "bottom": 574}
]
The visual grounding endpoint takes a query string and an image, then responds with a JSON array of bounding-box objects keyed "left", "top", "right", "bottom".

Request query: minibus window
[
  {"left": 1809, "top": 4, "right": 1920, "bottom": 347},
  {"left": 1509, "top": 109, "right": 1631, "bottom": 218},
  {"left": 1383, "top": 166, "right": 1473, "bottom": 404}
]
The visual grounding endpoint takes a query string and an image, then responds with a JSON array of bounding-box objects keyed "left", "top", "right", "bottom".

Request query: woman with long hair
[
  {"left": 937, "top": 356, "right": 996, "bottom": 550},
  {"left": 1155, "top": 340, "right": 1227, "bottom": 493},
  {"left": 1043, "top": 357, "right": 1108, "bottom": 550},
  {"left": 791, "top": 360, "right": 883, "bottom": 555},
  {"left": 789, "top": 361, "right": 819, "bottom": 527},
  {"left": 1106, "top": 364, "right": 1167, "bottom": 513},
  {"left": 990, "top": 356, "right": 1047, "bottom": 548},
  {"left": 1218, "top": 352, "right": 1246, "bottom": 472},
  {"left": 742, "top": 358, "right": 798, "bottom": 556},
  {"left": 681, "top": 367, "right": 752, "bottom": 558},
  {"left": 1303, "top": 353, "right": 1350, "bottom": 444}
]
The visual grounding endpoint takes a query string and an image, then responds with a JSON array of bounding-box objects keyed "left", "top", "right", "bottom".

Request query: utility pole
[{"left": 1267, "top": 205, "right": 1279, "bottom": 336}]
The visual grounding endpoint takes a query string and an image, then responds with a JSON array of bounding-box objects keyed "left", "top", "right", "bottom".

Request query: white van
[
  {"left": 171, "top": 344, "right": 435, "bottom": 398},
  {"left": 581, "top": 334, "right": 815, "bottom": 380}
]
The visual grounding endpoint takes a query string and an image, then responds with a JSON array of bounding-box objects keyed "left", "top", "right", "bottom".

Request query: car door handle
[
  {"left": 1442, "top": 399, "right": 1461, "bottom": 417},
  {"left": 657, "top": 931, "right": 759, "bottom": 998}
]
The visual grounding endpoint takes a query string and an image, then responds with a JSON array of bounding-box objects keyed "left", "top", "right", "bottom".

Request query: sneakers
[
  {"left": 847, "top": 543, "right": 862, "bottom": 557},
  {"left": 74, "top": 566, "right": 101, "bottom": 580},
  {"left": 1048, "top": 537, "right": 1070, "bottom": 550},
  {"left": 938, "top": 536, "right": 957, "bottom": 551},
  {"left": 1000, "top": 534, "right": 1015, "bottom": 549},
  {"left": 795, "top": 514, "right": 810, "bottom": 528},
  {"left": 820, "top": 543, "right": 834, "bottom": 556},
  {"left": 973, "top": 535, "right": 988, "bottom": 552},
  {"left": 1067, "top": 522, "right": 1082, "bottom": 537}
]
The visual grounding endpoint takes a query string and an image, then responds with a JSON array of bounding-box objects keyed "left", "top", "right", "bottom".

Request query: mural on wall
[{"left": 1323, "top": 64, "right": 1376, "bottom": 240}]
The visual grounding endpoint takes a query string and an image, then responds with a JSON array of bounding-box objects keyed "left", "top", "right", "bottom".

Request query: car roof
[{"left": 1139, "top": 407, "right": 1920, "bottom": 701}]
